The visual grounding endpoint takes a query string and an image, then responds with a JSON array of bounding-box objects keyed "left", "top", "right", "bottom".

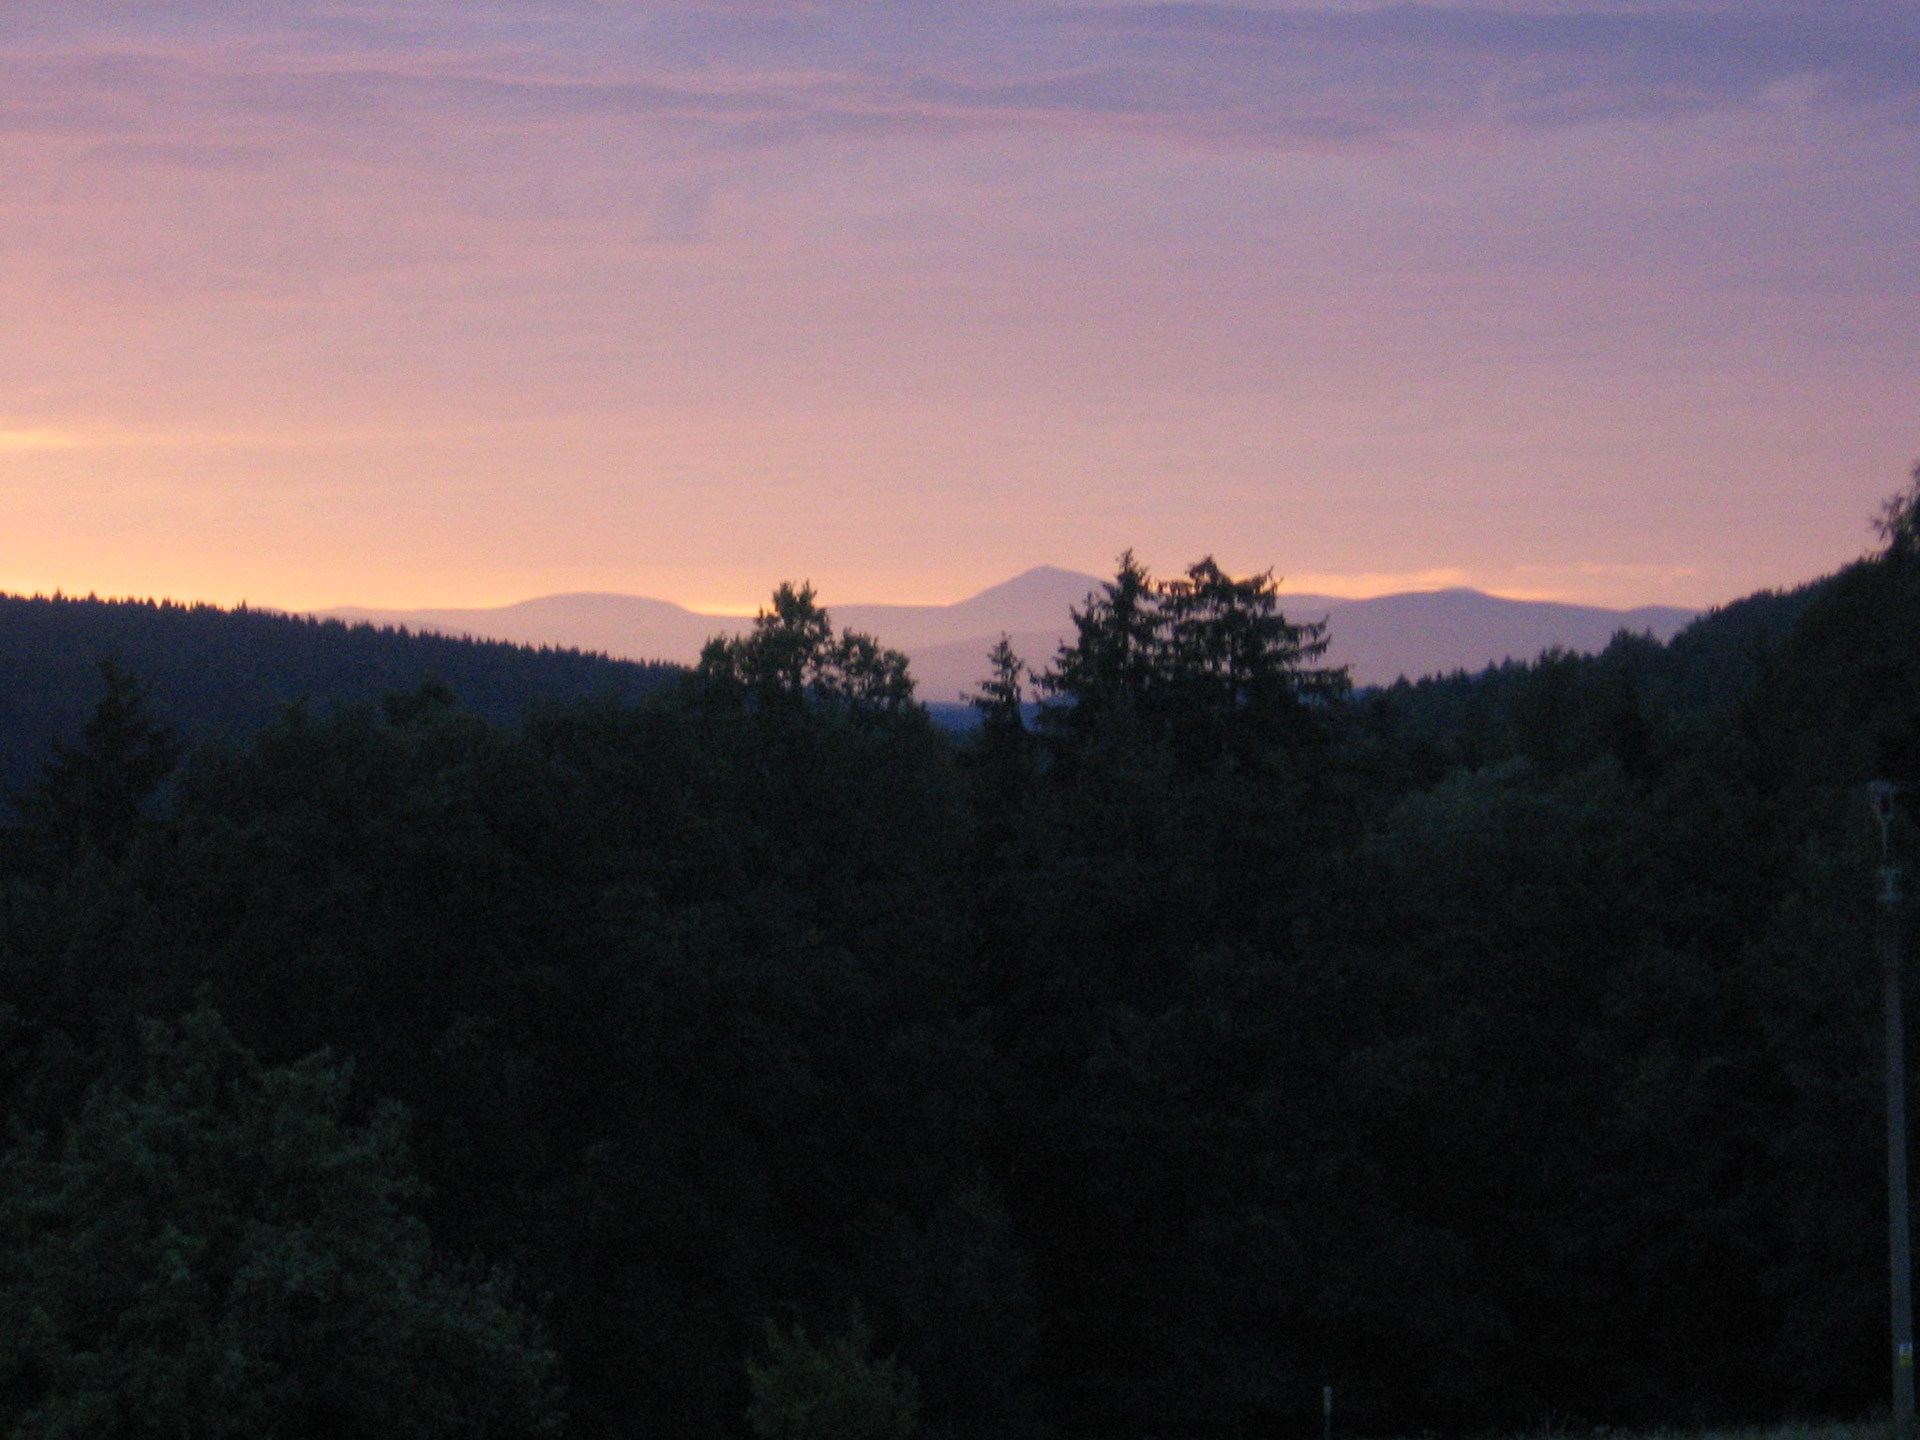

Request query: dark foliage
[
  {"left": 0, "top": 522, "right": 1917, "bottom": 1440},
  {"left": 0, "top": 592, "right": 677, "bottom": 810},
  {"left": 6, "top": 659, "right": 182, "bottom": 879},
  {"left": 0, "top": 1007, "right": 560, "bottom": 1440}
]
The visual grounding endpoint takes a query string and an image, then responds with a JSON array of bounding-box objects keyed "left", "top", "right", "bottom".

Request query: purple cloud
[{"left": 3, "top": 2, "right": 1913, "bottom": 155}]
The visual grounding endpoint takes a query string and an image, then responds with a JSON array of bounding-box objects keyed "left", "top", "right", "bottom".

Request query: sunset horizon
[
  {"left": 0, "top": 554, "right": 1805, "bottom": 621},
  {"left": 5, "top": 8, "right": 1920, "bottom": 1431},
  {"left": 5, "top": 1, "right": 1914, "bottom": 622}
]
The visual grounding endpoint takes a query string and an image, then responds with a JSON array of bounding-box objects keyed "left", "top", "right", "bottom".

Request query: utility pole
[{"left": 1873, "top": 780, "right": 1915, "bottom": 1440}]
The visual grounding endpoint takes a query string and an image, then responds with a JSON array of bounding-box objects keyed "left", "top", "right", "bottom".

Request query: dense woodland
[
  {"left": 2, "top": 484, "right": 1919, "bottom": 1440},
  {"left": 0, "top": 593, "right": 677, "bottom": 802}
]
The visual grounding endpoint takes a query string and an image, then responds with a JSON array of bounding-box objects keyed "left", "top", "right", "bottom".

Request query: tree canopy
[
  {"left": 5, "top": 659, "right": 180, "bottom": 877},
  {"left": 1036, "top": 553, "right": 1348, "bottom": 762},
  {"left": 0, "top": 524, "right": 1915, "bottom": 1440},
  {"left": 695, "top": 582, "right": 916, "bottom": 718},
  {"left": 0, "top": 1008, "right": 558, "bottom": 1440}
]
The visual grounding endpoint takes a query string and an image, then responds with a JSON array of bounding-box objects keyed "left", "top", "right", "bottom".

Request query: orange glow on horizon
[{"left": 1, "top": 4, "right": 1913, "bottom": 621}]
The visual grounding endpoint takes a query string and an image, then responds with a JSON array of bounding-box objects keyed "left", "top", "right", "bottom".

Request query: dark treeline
[
  {"left": 1, "top": 488, "right": 1918, "bottom": 1438},
  {"left": 0, "top": 592, "right": 678, "bottom": 804}
]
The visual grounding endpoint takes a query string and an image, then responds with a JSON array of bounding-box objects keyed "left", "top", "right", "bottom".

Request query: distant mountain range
[{"left": 323, "top": 567, "right": 1700, "bottom": 698}]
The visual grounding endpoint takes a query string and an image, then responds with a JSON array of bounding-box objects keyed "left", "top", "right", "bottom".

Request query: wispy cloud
[{"left": 3, "top": 2, "right": 1913, "bottom": 157}]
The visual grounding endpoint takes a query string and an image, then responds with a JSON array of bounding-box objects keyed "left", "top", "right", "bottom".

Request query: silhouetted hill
[
  {"left": 0, "top": 594, "right": 675, "bottom": 808},
  {"left": 1303, "top": 588, "right": 1697, "bottom": 689},
  {"left": 1359, "top": 576, "right": 1828, "bottom": 771},
  {"left": 0, "top": 577, "right": 1744, "bottom": 807},
  {"left": 324, "top": 593, "right": 725, "bottom": 667},
  {"left": 1660, "top": 581, "right": 1827, "bottom": 712},
  {"left": 324, "top": 568, "right": 1701, "bottom": 698}
]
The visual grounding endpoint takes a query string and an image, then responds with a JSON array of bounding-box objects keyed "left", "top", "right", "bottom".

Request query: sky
[{"left": 2, "top": 0, "right": 1916, "bottom": 614}]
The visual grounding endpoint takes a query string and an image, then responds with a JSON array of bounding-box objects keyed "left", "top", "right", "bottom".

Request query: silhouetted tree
[
  {"left": 1037, "top": 553, "right": 1348, "bottom": 763},
  {"left": 1160, "top": 557, "right": 1345, "bottom": 712},
  {"left": 969, "top": 636, "right": 1029, "bottom": 768},
  {"left": 1874, "top": 459, "right": 1920, "bottom": 562},
  {"left": 6, "top": 659, "right": 180, "bottom": 877},
  {"left": 696, "top": 583, "right": 917, "bottom": 717},
  {"left": 1036, "top": 551, "right": 1160, "bottom": 740}
]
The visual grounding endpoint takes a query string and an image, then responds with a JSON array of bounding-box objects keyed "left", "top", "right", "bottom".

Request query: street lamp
[{"left": 1872, "top": 780, "right": 1914, "bottom": 1440}]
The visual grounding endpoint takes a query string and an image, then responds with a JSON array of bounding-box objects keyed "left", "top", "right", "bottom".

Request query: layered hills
[
  {"left": 0, "top": 569, "right": 1719, "bottom": 807},
  {"left": 325, "top": 567, "right": 1699, "bottom": 700}
]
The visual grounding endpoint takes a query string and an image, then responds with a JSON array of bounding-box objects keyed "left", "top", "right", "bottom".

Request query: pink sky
[{"left": 2, "top": 0, "right": 1916, "bottom": 613}]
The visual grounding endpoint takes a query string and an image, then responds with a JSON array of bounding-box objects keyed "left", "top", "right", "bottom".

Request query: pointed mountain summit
[
  {"left": 832, "top": 567, "right": 1107, "bottom": 650},
  {"left": 947, "top": 566, "right": 1115, "bottom": 623}
]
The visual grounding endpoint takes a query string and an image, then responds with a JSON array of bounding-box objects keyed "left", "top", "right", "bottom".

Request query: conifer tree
[
  {"left": 7, "top": 659, "right": 181, "bottom": 876},
  {"left": 1036, "top": 553, "right": 1348, "bottom": 757}
]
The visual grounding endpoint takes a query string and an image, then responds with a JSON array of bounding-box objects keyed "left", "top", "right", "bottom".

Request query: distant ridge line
[{"left": 318, "top": 568, "right": 1701, "bottom": 693}]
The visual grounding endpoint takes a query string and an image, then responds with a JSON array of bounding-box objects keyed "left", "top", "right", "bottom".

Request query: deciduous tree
[
  {"left": 697, "top": 583, "right": 916, "bottom": 717},
  {"left": 0, "top": 1008, "right": 559, "bottom": 1440}
]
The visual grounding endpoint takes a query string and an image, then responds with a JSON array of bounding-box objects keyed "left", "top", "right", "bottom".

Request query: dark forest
[{"left": 2, "top": 486, "right": 1918, "bottom": 1440}]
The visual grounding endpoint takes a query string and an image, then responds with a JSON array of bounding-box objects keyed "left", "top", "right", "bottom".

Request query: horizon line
[{"left": 0, "top": 574, "right": 1723, "bottom": 620}]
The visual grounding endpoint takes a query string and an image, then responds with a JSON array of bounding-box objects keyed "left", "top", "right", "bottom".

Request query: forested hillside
[
  {"left": 0, "top": 507, "right": 1913, "bottom": 1439},
  {"left": 0, "top": 593, "right": 677, "bottom": 804}
]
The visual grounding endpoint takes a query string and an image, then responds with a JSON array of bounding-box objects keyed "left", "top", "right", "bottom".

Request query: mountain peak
[
  {"left": 320, "top": 571, "right": 1701, "bottom": 692},
  {"left": 951, "top": 566, "right": 1105, "bottom": 614}
]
